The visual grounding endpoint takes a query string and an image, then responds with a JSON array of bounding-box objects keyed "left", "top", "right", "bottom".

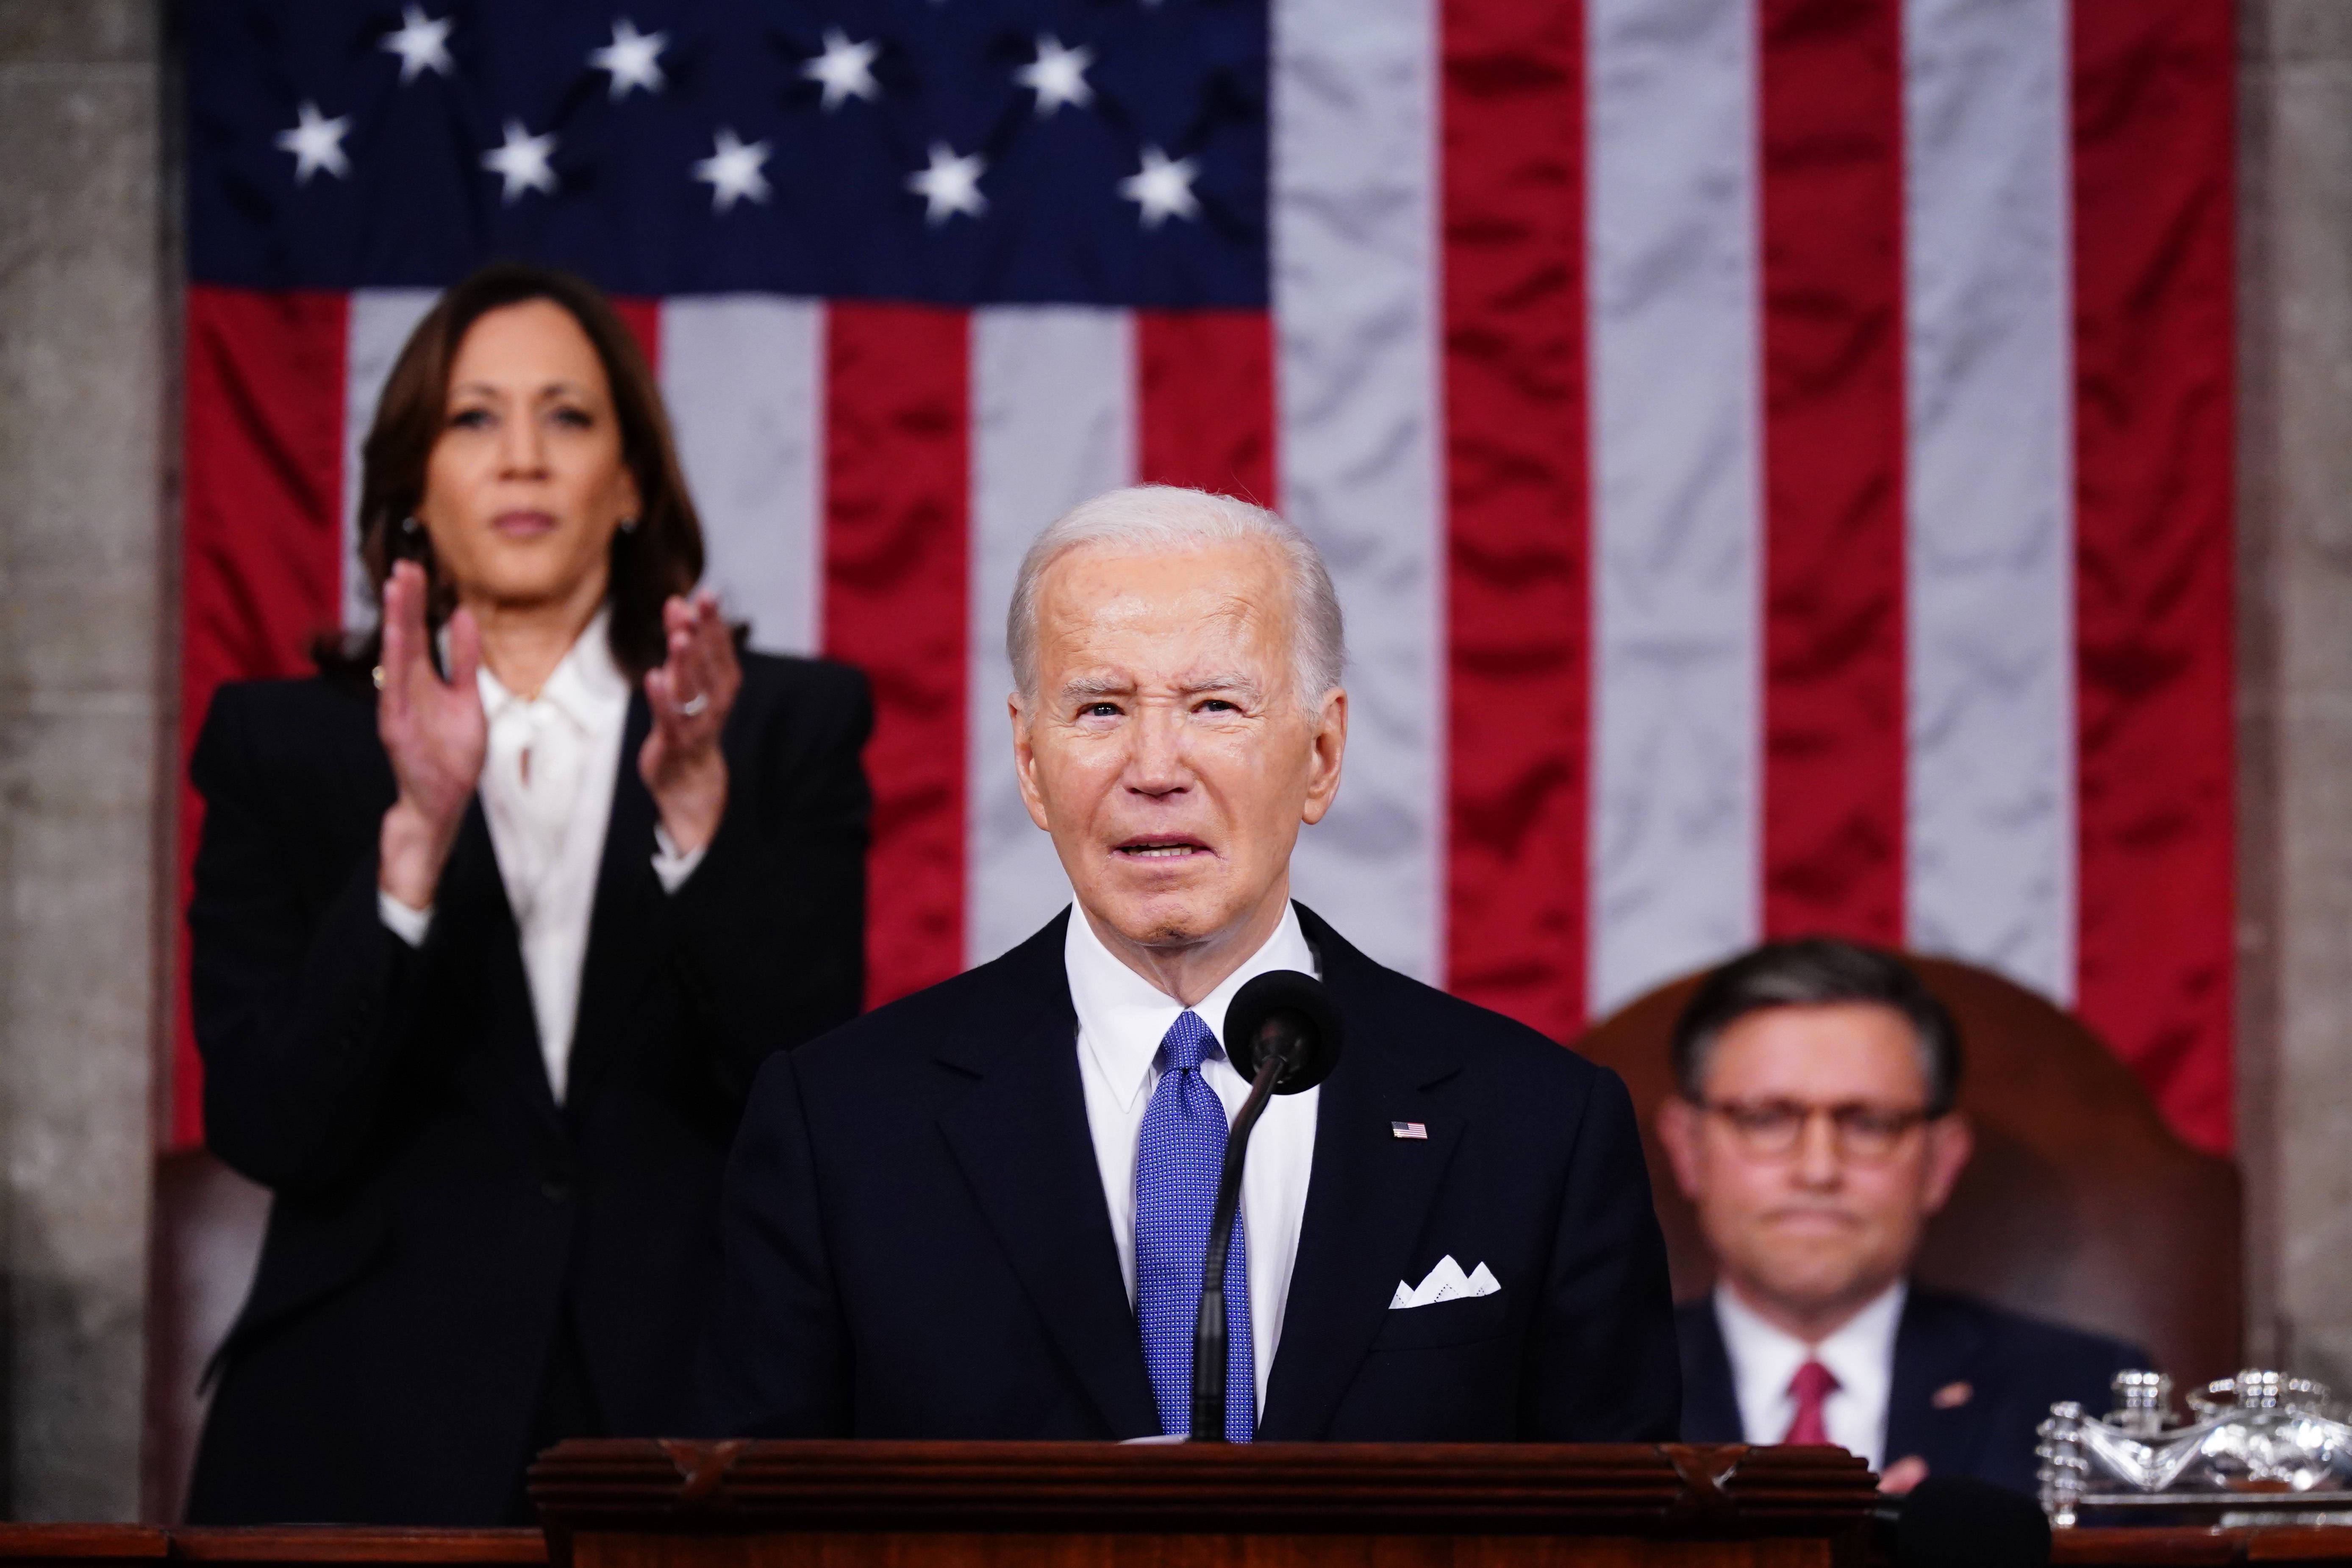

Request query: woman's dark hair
[
  {"left": 1669, "top": 937, "right": 1965, "bottom": 1116},
  {"left": 315, "top": 262, "right": 703, "bottom": 683}
]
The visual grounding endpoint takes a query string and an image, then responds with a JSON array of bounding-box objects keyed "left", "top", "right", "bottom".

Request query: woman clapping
[{"left": 183, "top": 265, "right": 869, "bottom": 1525}]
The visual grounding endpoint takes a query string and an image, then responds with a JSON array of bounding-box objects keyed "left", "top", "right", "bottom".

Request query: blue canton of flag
[{"left": 186, "top": 0, "right": 1271, "bottom": 306}]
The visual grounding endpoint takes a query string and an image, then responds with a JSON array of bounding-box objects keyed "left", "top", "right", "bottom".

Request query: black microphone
[
  {"left": 1872, "top": 1477, "right": 2051, "bottom": 1568},
  {"left": 1188, "top": 969, "right": 1343, "bottom": 1442}
]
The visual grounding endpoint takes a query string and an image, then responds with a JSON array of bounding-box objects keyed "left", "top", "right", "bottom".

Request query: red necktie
[{"left": 1782, "top": 1359, "right": 1839, "bottom": 1446}]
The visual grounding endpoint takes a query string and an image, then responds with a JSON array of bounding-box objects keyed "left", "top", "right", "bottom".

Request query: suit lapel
[
  {"left": 1257, "top": 909, "right": 1464, "bottom": 1441},
  {"left": 432, "top": 794, "right": 565, "bottom": 1134},
  {"left": 1884, "top": 1288, "right": 1989, "bottom": 1476},
  {"left": 561, "top": 693, "right": 662, "bottom": 1119},
  {"left": 933, "top": 915, "right": 1161, "bottom": 1439},
  {"left": 1677, "top": 1299, "right": 1748, "bottom": 1443}
]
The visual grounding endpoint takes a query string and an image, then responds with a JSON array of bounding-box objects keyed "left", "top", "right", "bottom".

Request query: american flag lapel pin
[{"left": 1390, "top": 1121, "right": 1428, "bottom": 1140}]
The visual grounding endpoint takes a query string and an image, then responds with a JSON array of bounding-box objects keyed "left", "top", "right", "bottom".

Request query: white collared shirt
[
  {"left": 1714, "top": 1278, "right": 1907, "bottom": 1472},
  {"left": 1067, "top": 900, "right": 1322, "bottom": 1415},
  {"left": 377, "top": 609, "right": 703, "bottom": 1099}
]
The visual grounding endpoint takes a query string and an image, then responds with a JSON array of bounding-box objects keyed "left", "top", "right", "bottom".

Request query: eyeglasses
[{"left": 1693, "top": 1097, "right": 1933, "bottom": 1162}]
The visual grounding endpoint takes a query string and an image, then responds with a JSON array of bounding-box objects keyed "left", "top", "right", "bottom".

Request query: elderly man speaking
[{"left": 701, "top": 486, "right": 1679, "bottom": 1442}]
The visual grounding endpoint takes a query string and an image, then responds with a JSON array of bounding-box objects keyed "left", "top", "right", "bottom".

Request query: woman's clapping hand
[
  {"left": 639, "top": 588, "right": 740, "bottom": 855},
  {"left": 376, "top": 559, "right": 486, "bottom": 910}
]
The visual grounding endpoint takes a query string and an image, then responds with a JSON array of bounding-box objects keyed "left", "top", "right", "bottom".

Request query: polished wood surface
[
  {"left": 2053, "top": 1529, "right": 2352, "bottom": 1566},
  {"left": 4, "top": 1515, "right": 2352, "bottom": 1568},
  {"left": 530, "top": 1438, "right": 1876, "bottom": 1529},
  {"left": 0, "top": 1528, "right": 162, "bottom": 1563},
  {"left": 1571, "top": 957, "right": 2244, "bottom": 1387},
  {"left": 530, "top": 1439, "right": 1876, "bottom": 1568},
  {"left": 0, "top": 1529, "right": 542, "bottom": 1568}
]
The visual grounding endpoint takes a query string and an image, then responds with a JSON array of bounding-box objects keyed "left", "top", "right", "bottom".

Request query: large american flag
[{"left": 177, "top": 0, "right": 2234, "bottom": 1152}]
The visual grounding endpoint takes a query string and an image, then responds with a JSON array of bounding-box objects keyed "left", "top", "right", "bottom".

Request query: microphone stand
[{"left": 1188, "top": 1050, "right": 1286, "bottom": 1443}]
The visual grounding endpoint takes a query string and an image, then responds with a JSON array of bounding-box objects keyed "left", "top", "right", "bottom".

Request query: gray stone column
[
  {"left": 0, "top": 0, "right": 166, "bottom": 1522},
  {"left": 2236, "top": 0, "right": 2352, "bottom": 1386}
]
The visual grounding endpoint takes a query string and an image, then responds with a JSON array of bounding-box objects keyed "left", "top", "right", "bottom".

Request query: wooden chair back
[{"left": 142, "top": 1148, "right": 268, "bottom": 1521}]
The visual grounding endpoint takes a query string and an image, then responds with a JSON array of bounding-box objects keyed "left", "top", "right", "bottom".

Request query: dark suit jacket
[
  {"left": 701, "top": 903, "right": 1681, "bottom": 1443},
  {"left": 184, "top": 652, "right": 871, "bottom": 1526},
  {"left": 1676, "top": 1287, "right": 2147, "bottom": 1493}
]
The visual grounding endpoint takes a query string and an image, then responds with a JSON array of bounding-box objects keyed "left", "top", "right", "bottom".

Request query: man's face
[
  {"left": 1011, "top": 538, "right": 1346, "bottom": 960},
  {"left": 1658, "top": 1003, "right": 1973, "bottom": 1328}
]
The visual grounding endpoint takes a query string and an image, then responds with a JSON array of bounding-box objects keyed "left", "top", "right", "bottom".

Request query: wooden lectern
[{"left": 529, "top": 1440, "right": 1877, "bottom": 1568}]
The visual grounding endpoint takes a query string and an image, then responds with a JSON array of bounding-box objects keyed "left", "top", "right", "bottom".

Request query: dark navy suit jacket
[
  {"left": 702, "top": 903, "right": 1683, "bottom": 1442},
  {"left": 185, "top": 655, "right": 872, "bottom": 1524},
  {"left": 1676, "top": 1288, "right": 2147, "bottom": 1493}
]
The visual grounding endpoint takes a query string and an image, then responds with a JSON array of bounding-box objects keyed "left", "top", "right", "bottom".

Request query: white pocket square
[{"left": 1388, "top": 1254, "right": 1500, "bottom": 1309}]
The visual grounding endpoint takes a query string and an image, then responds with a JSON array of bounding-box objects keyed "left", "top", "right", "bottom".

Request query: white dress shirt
[
  {"left": 378, "top": 609, "right": 703, "bottom": 1099},
  {"left": 1714, "top": 1279, "right": 1907, "bottom": 1472},
  {"left": 1067, "top": 900, "right": 1321, "bottom": 1415}
]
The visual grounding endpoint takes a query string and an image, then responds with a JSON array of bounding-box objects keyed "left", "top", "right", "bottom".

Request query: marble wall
[
  {"left": 2238, "top": 0, "right": 2352, "bottom": 1390},
  {"left": 0, "top": 0, "right": 165, "bottom": 1522}
]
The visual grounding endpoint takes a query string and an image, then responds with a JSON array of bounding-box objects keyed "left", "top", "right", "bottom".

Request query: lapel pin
[
  {"left": 1932, "top": 1380, "right": 1972, "bottom": 1410},
  {"left": 1390, "top": 1121, "right": 1428, "bottom": 1140}
]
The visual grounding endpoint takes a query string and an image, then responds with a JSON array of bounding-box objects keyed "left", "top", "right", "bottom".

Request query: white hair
[{"left": 1007, "top": 485, "right": 1347, "bottom": 704}]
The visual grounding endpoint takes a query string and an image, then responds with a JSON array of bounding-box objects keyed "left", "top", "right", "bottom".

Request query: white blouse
[{"left": 378, "top": 610, "right": 703, "bottom": 1099}]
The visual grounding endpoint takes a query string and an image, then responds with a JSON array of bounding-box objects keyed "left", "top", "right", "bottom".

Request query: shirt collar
[
  {"left": 1065, "top": 899, "right": 1320, "bottom": 1113},
  {"left": 472, "top": 607, "right": 628, "bottom": 730},
  {"left": 1714, "top": 1276, "right": 1908, "bottom": 1396},
  {"left": 1813, "top": 1277, "right": 1907, "bottom": 1393}
]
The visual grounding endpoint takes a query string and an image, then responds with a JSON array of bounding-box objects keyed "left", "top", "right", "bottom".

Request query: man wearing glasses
[{"left": 1657, "top": 938, "right": 2144, "bottom": 1496}]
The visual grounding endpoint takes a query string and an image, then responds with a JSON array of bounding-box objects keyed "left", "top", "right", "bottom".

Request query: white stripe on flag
[
  {"left": 342, "top": 289, "right": 439, "bottom": 630},
  {"left": 1586, "top": 0, "right": 1764, "bottom": 1012},
  {"left": 660, "top": 296, "right": 825, "bottom": 655},
  {"left": 1902, "top": 0, "right": 2075, "bottom": 1001},
  {"left": 965, "top": 306, "right": 1136, "bottom": 966},
  {"left": 1271, "top": 0, "right": 1445, "bottom": 983}
]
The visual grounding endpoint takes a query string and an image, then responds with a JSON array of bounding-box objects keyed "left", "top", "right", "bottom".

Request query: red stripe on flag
[
  {"left": 1757, "top": 0, "right": 1909, "bottom": 946},
  {"left": 1136, "top": 309, "right": 1277, "bottom": 505},
  {"left": 175, "top": 285, "right": 351, "bottom": 1147},
  {"left": 1439, "top": 0, "right": 1589, "bottom": 1040},
  {"left": 822, "top": 302, "right": 970, "bottom": 1007},
  {"left": 610, "top": 296, "right": 661, "bottom": 372},
  {"left": 2072, "top": 0, "right": 2234, "bottom": 1153}
]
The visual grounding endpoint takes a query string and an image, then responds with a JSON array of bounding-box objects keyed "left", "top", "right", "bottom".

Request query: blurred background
[{"left": 0, "top": 0, "right": 2328, "bottom": 1526}]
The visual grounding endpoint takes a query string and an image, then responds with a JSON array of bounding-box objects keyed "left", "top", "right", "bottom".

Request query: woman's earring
[
  {"left": 618, "top": 515, "right": 639, "bottom": 535},
  {"left": 400, "top": 515, "right": 420, "bottom": 536}
]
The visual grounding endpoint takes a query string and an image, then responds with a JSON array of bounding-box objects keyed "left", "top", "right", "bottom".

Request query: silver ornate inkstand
[{"left": 2038, "top": 1370, "right": 2352, "bottom": 1527}]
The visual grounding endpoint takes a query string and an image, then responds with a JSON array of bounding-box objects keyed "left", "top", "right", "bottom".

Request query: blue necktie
[{"left": 1134, "top": 1009, "right": 1254, "bottom": 1440}]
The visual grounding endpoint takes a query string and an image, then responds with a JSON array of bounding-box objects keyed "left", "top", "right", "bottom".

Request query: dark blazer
[
  {"left": 701, "top": 903, "right": 1681, "bottom": 1443},
  {"left": 184, "top": 652, "right": 871, "bottom": 1526},
  {"left": 1676, "top": 1287, "right": 2147, "bottom": 1493}
]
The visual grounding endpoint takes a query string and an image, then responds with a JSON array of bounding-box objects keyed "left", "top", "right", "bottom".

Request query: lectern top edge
[{"left": 531, "top": 1439, "right": 1877, "bottom": 1551}]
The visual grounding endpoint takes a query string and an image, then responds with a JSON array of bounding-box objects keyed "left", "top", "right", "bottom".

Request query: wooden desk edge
[
  {"left": 0, "top": 1522, "right": 2346, "bottom": 1568},
  {"left": 2053, "top": 1528, "right": 2352, "bottom": 1567},
  {"left": 0, "top": 1531, "right": 544, "bottom": 1567}
]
